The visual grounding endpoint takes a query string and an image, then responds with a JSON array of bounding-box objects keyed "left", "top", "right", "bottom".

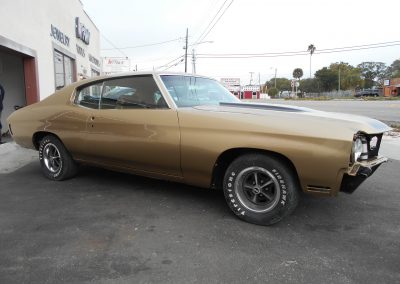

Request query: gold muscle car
[{"left": 7, "top": 72, "right": 390, "bottom": 225}]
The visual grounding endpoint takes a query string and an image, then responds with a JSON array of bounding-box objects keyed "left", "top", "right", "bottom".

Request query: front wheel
[
  {"left": 223, "top": 153, "right": 299, "bottom": 225},
  {"left": 39, "top": 135, "right": 78, "bottom": 181}
]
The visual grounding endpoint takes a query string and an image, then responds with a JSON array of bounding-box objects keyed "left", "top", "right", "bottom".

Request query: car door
[{"left": 75, "top": 75, "right": 181, "bottom": 177}]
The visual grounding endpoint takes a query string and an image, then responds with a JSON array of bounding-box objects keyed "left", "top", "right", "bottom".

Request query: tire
[
  {"left": 38, "top": 135, "right": 78, "bottom": 181},
  {"left": 223, "top": 153, "right": 299, "bottom": 225}
]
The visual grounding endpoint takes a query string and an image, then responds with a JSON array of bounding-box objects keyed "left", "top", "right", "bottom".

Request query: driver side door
[{"left": 75, "top": 75, "right": 181, "bottom": 177}]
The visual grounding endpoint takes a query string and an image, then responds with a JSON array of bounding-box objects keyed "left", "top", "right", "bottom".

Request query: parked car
[
  {"left": 355, "top": 89, "right": 380, "bottom": 97},
  {"left": 7, "top": 72, "right": 390, "bottom": 225}
]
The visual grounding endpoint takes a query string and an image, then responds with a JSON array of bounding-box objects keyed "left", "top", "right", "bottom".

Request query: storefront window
[{"left": 54, "top": 50, "right": 74, "bottom": 90}]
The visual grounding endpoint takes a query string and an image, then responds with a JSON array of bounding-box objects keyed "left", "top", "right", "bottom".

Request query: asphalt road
[
  {"left": 1, "top": 160, "right": 399, "bottom": 283},
  {"left": 261, "top": 99, "right": 400, "bottom": 124}
]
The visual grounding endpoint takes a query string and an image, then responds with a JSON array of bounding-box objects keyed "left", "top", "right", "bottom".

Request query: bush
[{"left": 268, "top": 87, "right": 278, "bottom": 98}]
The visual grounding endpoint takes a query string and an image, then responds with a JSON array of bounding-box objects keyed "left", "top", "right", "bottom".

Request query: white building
[{"left": 0, "top": 0, "right": 101, "bottom": 129}]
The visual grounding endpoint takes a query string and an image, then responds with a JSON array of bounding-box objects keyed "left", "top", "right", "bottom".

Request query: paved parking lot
[
  {"left": 1, "top": 157, "right": 399, "bottom": 283},
  {"left": 263, "top": 99, "right": 400, "bottom": 124},
  {"left": 1, "top": 99, "right": 399, "bottom": 283}
]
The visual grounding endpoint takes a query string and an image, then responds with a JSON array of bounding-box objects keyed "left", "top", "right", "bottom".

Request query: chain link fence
[{"left": 302, "top": 90, "right": 354, "bottom": 98}]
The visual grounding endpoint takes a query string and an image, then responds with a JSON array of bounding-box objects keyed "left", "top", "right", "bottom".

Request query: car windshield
[{"left": 160, "top": 75, "right": 240, "bottom": 107}]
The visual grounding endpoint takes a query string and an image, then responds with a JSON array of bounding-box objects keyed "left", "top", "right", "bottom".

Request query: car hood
[{"left": 191, "top": 102, "right": 391, "bottom": 136}]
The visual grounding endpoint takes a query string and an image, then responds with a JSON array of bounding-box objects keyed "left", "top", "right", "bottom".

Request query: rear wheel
[
  {"left": 223, "top": 153, "right": 299, "bottom": 225},
  {"left": 39, "top": 135, "right": 78, "bottom": 180}
]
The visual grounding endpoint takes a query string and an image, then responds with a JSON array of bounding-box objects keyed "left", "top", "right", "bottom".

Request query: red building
[
  {"left": 383, "top": 78, "right": 400, "bottom": 97},
  {"left": 240, "top": 85, "right": 260, "bottom": 99},
  {"left": 220, "top": 78, "right": 261, "bottom": 99}
]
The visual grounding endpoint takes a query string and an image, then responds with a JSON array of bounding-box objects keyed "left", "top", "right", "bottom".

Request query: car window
[
  {"left": 75, "top": 82, "right": 103, "bottom": 109},
  {"left": 100, "top": 76, "right": 168, "bottom": 109},
  {"left": 160, "top": 75, "right": 240, "bottom": 107}
]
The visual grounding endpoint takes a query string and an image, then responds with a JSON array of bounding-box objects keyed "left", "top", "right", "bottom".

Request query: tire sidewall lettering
[
  {"left": 225, "top": 167, "right": 288, "bottom": 217},
  {"left": 39, "top": 138, "right": 63, "bottom": 178}
]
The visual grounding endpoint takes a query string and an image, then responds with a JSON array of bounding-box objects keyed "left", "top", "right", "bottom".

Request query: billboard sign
[
  {"left": 221, "top": 78, "right": 240, "bottom": 87},
  {"left": 102, "top": 57, "right": 131, "bottom": 75}
]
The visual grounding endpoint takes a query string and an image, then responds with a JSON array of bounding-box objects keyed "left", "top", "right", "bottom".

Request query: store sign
[
  {"left": 89, "top": 54, "right": 100, "bottom": 67},
  {"left": 75, "top": 17, "right": 90, "bottom": 45},
  {"left": 50, "top": 24, "right": 70, "bottom": 47},
  {"left": 76, "top": 44, "right": 85, "bottom": 57},
  {"left": 102, "top": 57, "right": 130, "bottom": 74},
  {"left": 221, "top": 78, "right": 240, "bottom": 86}
]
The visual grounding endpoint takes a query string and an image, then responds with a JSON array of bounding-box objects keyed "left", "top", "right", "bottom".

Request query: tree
[
  {"left": 265, "top": 78, "right": 291, "bottom": 91},
  {"left": 293, "top": 68, "right": 303, "bottom": 80},
  {"left": 268, "top": 87, "right": 278, "bottom": 98},
  {"left": 330, "top": 62, "right": 362, "bottom": 90},
  {"left": 388, "top": 59, "right": 400, "bottom": 78},
  {"left": 307, "top": 44, "right": 316, "bottom": 78},
  {"left": 315, "top": 67, "right": 337, "bottom": 91},
  {"left": 357, "top": 62, "right": 387, "bottom": 88},
  {"left": 299, "top": 78, "right": 320, "bottom": 93}
]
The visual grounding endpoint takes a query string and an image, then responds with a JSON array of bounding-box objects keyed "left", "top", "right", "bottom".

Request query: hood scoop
[{"left": 219, "top": 102, "right": 309, "bottom": 113}]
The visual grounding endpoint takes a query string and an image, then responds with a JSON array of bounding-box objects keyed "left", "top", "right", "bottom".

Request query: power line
[
  {"left": 101, "top": 37, "right": 184, "bottom": 50},
  {"left": 195, "top": 41, "right": 400, "bottom": 59},
  {"left": 316, "top": 40, "right": 400, "bottom": 52},
  {"left": 194, "top": 0, "right": 229, "bottom": 44},
  {"left": 101, "top": 34, "right": 128, "bottom": 58},
  {"left": 197, "top": 0, "right": 234, "bottom": 44},
  {"left": 155, "top": 55, "right": 184, "bottom": 70},
  {"left": 163, "top": 59, "right": 184, "bottom": 71},
  {"left": 316, "top": 43, "right": 400, "bottom": 54}
]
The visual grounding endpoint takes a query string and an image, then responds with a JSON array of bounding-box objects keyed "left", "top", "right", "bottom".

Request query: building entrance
[{"left": 0, "top": 49, "right": 27, "bottom": 132}]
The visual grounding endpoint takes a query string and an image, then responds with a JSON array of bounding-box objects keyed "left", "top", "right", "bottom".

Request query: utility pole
[
  {"left": 192, "top": 49, "right": 196, "bottom": 74},
  {"left": 249, "top": 72, "right": 254, "bottom": 85},
  {"left": 184, "top": 28, "right": 188, "bottom": 73},
  {"left": 274, "top": 68, "right": 277, "bottom": 88}
]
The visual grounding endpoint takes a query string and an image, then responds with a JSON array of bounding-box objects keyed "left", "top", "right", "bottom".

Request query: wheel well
[
  {"left": 211, "top": 148, "right": 300, "bottom": 190},
  {"left": 32, "top": 131, "right": 60, "bottom": 150}
]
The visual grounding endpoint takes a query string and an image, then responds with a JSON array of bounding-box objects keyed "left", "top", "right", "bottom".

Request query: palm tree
[
  {"left": 307, "top": 44, "right": 316, "bottom": 78},
  {"left": 293, "top": 68, "right": 303, "bottom": 80}
]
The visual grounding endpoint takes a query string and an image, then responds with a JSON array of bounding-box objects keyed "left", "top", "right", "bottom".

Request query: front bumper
[{"left": 340, "top": 156, "right": 388, "bottom": 194}]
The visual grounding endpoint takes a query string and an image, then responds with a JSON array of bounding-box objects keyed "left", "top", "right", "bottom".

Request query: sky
[{"left": 81, "top": 0, "right": 400, "bottom": 85}]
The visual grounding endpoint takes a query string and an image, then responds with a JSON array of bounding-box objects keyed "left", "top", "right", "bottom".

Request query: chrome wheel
[
  {"left": 43, "top": 143, "right": 62, "bottom": 173},
  {"left": 234, "top": 166, "right": 280, "bottom": 213}
]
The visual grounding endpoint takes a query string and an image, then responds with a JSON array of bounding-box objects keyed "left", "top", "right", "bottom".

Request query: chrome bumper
[{"left": 347, "top": 156, "right": 388, "bottom": 177}]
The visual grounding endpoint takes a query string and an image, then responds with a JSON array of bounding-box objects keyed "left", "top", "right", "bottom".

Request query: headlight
[
  {"left": 352, "top": 138, "right": 363, "bottom": 162},
  {"left": 352, "top": 135, "right": 368, "bottom": 162}
]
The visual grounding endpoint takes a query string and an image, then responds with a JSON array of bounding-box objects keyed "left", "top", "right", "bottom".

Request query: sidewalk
[{"left": 0, "top": 142, "right": 37, "bottom": 174}]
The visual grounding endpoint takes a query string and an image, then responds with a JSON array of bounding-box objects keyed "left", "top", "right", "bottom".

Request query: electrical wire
[
  {"left": 155, "top": 55, "right": 184, "bottom": 70},
  {"left": 195, "top": 41, "right": 400, "bottom": 59},
  {"left": 163, "top": 59, "right": 184, "bottom": 71},
  {"left": 101, "top": 34, "right": 128, "bottom": 58},
  {"left": 101, "top": 37, "right": 184, "bottom": 50},
  {"left": 194, "top": 0, "right": 229, "bottom": 45},
  {"left": 196, "top": 0, "right": 234, "bottom": 44}
]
